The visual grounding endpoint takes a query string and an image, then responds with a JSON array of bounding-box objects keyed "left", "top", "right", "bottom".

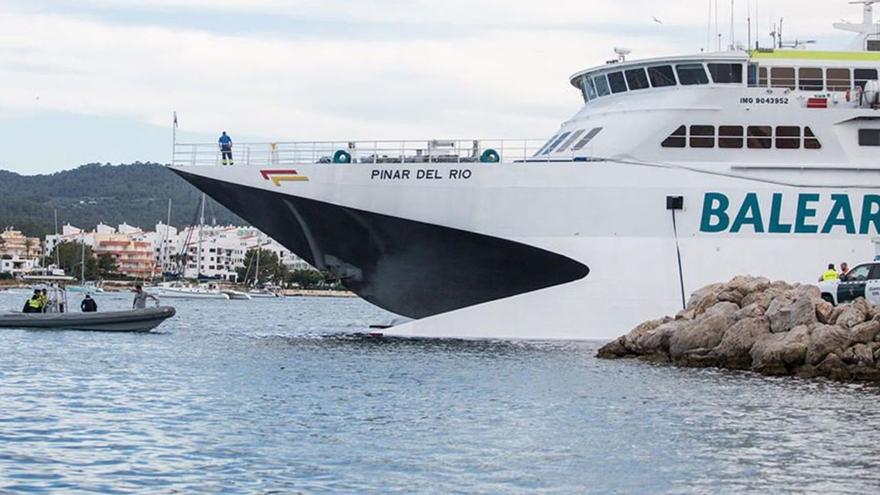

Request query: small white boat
[
  {"left": 221, "top": 289, "right": 252, "bottom": 300},
  {"left": 247, "top": 289, "right": 280, "bottom": 299},
  {"left": 67, "top": 283, "right": 105, "bottom": 294},
  {"left": 148, "top": 283, "right": 230, "bottom": 300},
  {"left": 0, "top": 307, "right": 176, "bottom": 332}
]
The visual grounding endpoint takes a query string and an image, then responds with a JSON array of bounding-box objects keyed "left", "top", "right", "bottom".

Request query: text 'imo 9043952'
[{"left": 171, "top": 2, "right": 880, "bottom": 340}]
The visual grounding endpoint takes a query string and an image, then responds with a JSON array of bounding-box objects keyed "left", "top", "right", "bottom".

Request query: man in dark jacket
[{"left": 81, "top": 294, "right": 98, "bottom": 313}]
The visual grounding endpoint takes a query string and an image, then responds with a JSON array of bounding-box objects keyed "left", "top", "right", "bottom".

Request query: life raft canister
[
  {"left": 480, "top": 149, "right": 500, "bottom": 163},
  {"left": 333, "top": 149, "right": 352, "bottom": 164}
]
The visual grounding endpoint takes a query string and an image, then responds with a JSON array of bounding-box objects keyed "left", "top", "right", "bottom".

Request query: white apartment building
[{"left": 45, "top": 222, "right": 313, "bottom": 281}]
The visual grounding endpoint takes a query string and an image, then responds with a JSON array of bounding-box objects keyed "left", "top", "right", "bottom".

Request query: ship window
[
  {"left": 594, "top": 75, "right": 611, "bottom": 97},
  {"left": 798, "top": 67, "right": 824, "bottom": 91},
  {"left": 776, "top": 126, "right": 801, "bottom": 149},
  {"left": 854, "top": 69, "right": 878, "bottom": 89},
  {"left": 585, "top": 77, "right": 598, "bottom": 100},
  {"left": 571, "top": 127, "right": 603, "bottom": 151},
  {"left": 534, "top": 134, "right": 559, "bottom": 156},
  {"left": 770, "top": 67, "right": 796, "bottom": 89},
  {"left": 661, "top": 125, "right": 686, "bottom": 148},
  {"left": 747, "top": 126, "right": 772, "bottom": 149},
  {"left": 648, "top": 65, "right": 676, "bottom": 87},
  {"left": 868, "top": 40, "right": 880, "bottom": 52},
  {"left": 804, "top": 127, "right": 822, "bottom": 149},
  {"left": 542, "top": 132, "right": 571, "bottom": 155},
  {"left": 758, "top": 67, "right": 769, "bottom": 86},
  {"left": 826, "top": 68, "right": 852, "bottom": 91},
  {"left": 608, "top": 72, "right": 628, "bottom": 93},
  {"left": 747, "top": 64, "right": 759, "bottom": 86},
  {"left": 676, "top": 64, "right": 709, "bottom": 85},
  {"left": 578, "top": 78, "right": 589, "bottom": 102},
  {"left": 718, "top": 126, "right": 744, "bottom": 148},
  {"left": 557, "top": 129, "right": 586, "bottom": 153},
  {"left": 690, "top": 126, "right": 715, "bottom": 148},
  {"left": 708, "top": 63, "right": 743, "bottom": 84},
  {"left": 625, "top": 68, "right": 650, "bottom": 90},
  {"left": 859, "top": 129, "right": 880, "bottom": 146}
]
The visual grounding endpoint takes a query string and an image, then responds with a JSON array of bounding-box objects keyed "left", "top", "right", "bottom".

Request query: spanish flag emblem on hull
[{"left": 260, "top": 169, "right": 309, "bottom": 186}]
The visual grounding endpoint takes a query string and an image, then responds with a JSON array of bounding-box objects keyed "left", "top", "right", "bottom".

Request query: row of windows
[
  {"left": 749, "top": 66, "right": 878, "bottom": 91},
  {"left": 661, "top": 125, "right": 822, "bottom": 150},
  {"left": 579, "top": 63, "right": 743, "bottom": 102},
  {"left": 535, "top": 127, "right": 603, "bottom": 156},
  {"left": 579, "top": 63, "right": 880, "bottom": 103}
]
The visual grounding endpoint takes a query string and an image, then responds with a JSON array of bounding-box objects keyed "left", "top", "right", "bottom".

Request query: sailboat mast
[
  {"left": 53, "top": 209, "right": 60, "bottom": 268},
  {"left": 80, "top": 233, "right": 85, "bottom": 285},
  {"left": 163, "top": 198, "right": 172, "bottom": 276},
  {"left": 196, "top": 194, "right": 206, "bottom": 279},
  {"left": 254, "top": 234, "right": 261, "bottom": 288}
]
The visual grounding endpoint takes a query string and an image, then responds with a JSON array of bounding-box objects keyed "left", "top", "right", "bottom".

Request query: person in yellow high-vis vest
[{"left": 821, "top": 264, "right": 839, "bottom": 282}]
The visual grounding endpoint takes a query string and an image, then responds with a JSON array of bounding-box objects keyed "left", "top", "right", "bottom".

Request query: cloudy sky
[{"left": 0, "top": 0, "right": 855, "bottom": 174}]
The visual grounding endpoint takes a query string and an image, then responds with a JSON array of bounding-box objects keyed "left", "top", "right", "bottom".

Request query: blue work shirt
[{"left": 219, "top": 135, "right": 232, "bottom": 146}]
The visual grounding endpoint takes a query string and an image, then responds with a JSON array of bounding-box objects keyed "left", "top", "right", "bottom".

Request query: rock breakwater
[{"left": 597, "top": 276, "right": 880, "bottom": 381}]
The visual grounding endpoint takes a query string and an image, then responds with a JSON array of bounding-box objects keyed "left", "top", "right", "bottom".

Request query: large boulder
[
  {"left": 842, "top": 343, "right": 874, "bottom": 366},
  {"left": 750, "top": 325, "right": 811, "bottom": 375},
  {"left": 597, "top": 337, "right": 629, "bottom": 359},
  {"left": 741, "top": 287, "right": 784, "bottom": 310},
  {"left": 806, "top": 324, "right": 850, "bottom": 365},
  {"left": 713, "top": 317, "right": 771, "bottom": 369},
  {"left": 849, "top": 320, "right": 880, "bottom": 345},
  {"left": 766, "top": 296, "right": 817, "bottom": 333},
  {"left": 632, "top": 320, "right": 690, "bottom": 356},
  {"left": 790, "top": 284, "right": 821, "bottom": 301},
  {"left": 837, "top": 298, "right": 870, "bottom": 329},
  {"left": 716, "top": 289, "right": 745, "bottom": 307},
  {"left": 669, "top": 312, "right": 730, "bottom": 360},
  {"left": 687, "top": 283, "right": 724, "bottom": 308},
  {"left": 687, "top": 285, "right": 723, "bottom": 318},
  {"left": 622, "top": 318, "right": 670, "bottom": 353},
  {"left": 733, "top": 303, "right": 766, "bottom": 321},
  {"left": 815, "top": 300, "right": 835, "bottom": 324},
  {"left": 816, "top": 353, "right": 851, "bottom": 381}
]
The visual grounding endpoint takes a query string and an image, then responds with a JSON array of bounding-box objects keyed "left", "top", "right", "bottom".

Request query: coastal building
[
  {"left": 165, "top": 225, "right": 311, "bottom": 281},
  {"left": 0, "top": 256, "right": 37, "bottom": 277},
  {"left": 44, "top": 222, "right": 313, "bottom": 281},
  {"left": 45, "top": 223, "right": 159, "bottom": 278},
  {"left": 1, "top": 228, "right": 42, "bottom": 260}
]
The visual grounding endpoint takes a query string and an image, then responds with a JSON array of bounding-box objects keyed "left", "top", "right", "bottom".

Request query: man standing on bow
[{"left": 219, "top": 131, "right": 233, "bottom": 166}]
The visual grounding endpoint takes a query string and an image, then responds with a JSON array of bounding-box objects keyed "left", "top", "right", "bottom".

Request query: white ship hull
[
  {"left": 172, "top": 160, "right": 878, "bottom": 340},
  {"left": 170, "top": 4, "right": 880, "bottom": 339}
]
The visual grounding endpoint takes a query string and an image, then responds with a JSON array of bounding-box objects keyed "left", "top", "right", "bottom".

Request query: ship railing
[{"left": 172, "top": 139, "right": 554, "bottom": 167}]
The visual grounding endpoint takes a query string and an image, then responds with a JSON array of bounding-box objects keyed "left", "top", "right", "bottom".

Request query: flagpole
[{"left": 171, "top": 111, "right": 178, "bottom": 167}]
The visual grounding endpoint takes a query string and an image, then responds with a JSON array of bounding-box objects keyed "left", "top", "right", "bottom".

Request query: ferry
[{"left": 171, "top": 2, "right": 880, "bottom": 340}]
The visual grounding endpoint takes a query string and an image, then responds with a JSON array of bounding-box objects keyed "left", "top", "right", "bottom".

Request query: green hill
[{"left": 0, "top": 163, "right": 244, "bottom": 236}]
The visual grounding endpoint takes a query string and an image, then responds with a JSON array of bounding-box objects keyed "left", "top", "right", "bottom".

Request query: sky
[{"left": 0, "top": 0, "right": 856, "bottom": 174}]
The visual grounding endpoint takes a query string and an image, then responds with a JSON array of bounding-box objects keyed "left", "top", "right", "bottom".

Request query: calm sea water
[{"left": 1, "top": 292, "right": 880, "bottom": 494}]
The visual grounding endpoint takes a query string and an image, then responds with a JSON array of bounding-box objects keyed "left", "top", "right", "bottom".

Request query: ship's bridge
[
  {"left": 569, "top": 52, "right": 750, "bottom": 105},
  {"left": 569, "top": 50, "right": 880, "bottom": 106}
]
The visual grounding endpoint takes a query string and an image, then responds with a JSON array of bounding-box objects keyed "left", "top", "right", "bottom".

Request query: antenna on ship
[
  {"left": 613, "top": 47, "right": 631, "bottom": 62},
  {"left": 747, "top": 0, "right": 752, "bottom": 50},
  {"left": 834, "top": 1, "right": 880, "bottom": 51},
  {"left": 729, "top": 0, "right": 736, "bottom": 51}
]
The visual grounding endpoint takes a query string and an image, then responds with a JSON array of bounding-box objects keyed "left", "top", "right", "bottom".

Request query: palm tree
[{"left": 24, "top": 238, "right": 34, "bottom": 259}]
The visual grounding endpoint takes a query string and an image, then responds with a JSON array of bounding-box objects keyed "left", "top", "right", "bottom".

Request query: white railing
[{"left": 172, "top": 139, "right": 555, "bottom": 167}]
